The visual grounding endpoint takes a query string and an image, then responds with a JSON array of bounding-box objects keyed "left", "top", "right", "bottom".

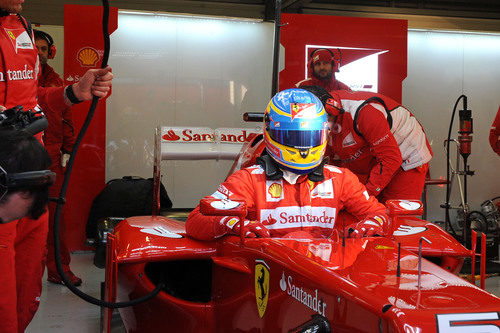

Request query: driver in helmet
[{"left": 186, "top": 89, "right": 388, "bottom": 240}]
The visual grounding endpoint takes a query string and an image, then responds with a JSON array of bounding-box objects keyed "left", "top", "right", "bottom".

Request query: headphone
[
  {"left": 0, "top": 165, "right": 55, "bottom": 200},
  {"left": 308, "top": 48, "right": 342, "bottom": 73},
  {"left": 34, "top": 29, "right": 56, "bottom": 59}
]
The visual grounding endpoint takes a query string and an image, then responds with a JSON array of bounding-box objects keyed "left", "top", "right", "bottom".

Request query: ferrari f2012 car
[{"left": 102, "top": 127, "right": 500, "bottom": 332}]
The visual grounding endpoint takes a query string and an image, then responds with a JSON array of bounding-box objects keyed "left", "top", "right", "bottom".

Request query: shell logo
[
  {"left": 77, "top": 47, "right": 100, "bottom": 67},
  {"left": 268, "top": 183, "right": 282, "bottom": 199}
]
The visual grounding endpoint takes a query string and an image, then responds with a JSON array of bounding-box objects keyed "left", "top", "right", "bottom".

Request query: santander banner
[
  {"left": 159, "top": 127, "right": 261, "bottom": 161},
  {"left": 161, "top": 127, "right": 261, "bottom": 144}
]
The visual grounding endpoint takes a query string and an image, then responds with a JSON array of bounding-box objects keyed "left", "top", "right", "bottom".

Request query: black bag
[{"left": 85, "top": 176, "right": 173, "bottom": 239}]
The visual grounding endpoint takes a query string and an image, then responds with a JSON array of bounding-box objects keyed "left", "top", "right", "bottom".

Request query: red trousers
[
  {"left": 46, "top": 163, "right": 71, "bottom": 276},
  {"left": 377, "top": 163, "right": 429, "bottom": 204},
  {"left": 0, "top": 211, "right": 49, "bottom": 333}
]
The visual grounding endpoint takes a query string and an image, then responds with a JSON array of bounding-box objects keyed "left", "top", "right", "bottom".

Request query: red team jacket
[
  {"left": 296, "top": 76, "right": 351, "bottom": 92},
  {"left": 0, "top": 14, "right": 67, "bottom": 137},
  {"left": 186, "top": 164, "right": 387, "bottom": 241},
  {"left": 490, "top": 106, "right": 500, "bottom": 156},
  {"left": 38, "top": 63, "right": 64, "bottom": 88},
  {"left": 327, "top": 90, "right": 432, "bottom": 196},
  {"left": 0, "top": 13, "right": 68, "bottom": 333},
  {"left": 38, "top": 64, "right": 74, "bottom": 163}
]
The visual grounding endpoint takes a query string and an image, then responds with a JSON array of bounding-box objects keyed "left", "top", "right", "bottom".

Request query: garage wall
[
  {"left": 403, "top": 30, "right": 500, "bottom": 223},
  {"left": 106, "top": 11, "right": 274, "bottom": 208}
]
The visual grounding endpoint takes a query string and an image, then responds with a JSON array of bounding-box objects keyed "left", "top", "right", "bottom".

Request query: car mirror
[
  {"left": 200, "top": 198, "right": 247, "bottom": 218},
  {"left": 386, "top": 200, "right": 423, "bottom": 217}
]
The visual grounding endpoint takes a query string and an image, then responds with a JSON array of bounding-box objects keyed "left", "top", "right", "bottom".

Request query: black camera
[{"left": 0, "top": 105, "right": 48, "bottom": 135}]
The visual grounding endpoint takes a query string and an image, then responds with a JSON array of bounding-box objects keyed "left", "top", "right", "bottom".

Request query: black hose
[
  {"left": 444, "top": 95, "right": 466, "bottom": 237},
  {"left": 53, "top": 0, "right": 164, "bottom": 308}
]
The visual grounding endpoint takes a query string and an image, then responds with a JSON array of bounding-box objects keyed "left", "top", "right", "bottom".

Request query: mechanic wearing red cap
[
  {"left": 187, "top": 88, "right": 388, "bottom": 241},
  {"left": 302, "top": 86, "right": 432, "bottom": 204},
  {"left": 0, "top": 1, "right": 113, "bottom": 331},
  {"left": 34, "top": 29, "right": 82, "bottom": 286},
  {"left": 296, "top": 48, "right": 351, "bottom": 92},
  {"left": 490, "top": 106, "right": 500, "bottom": 156}
]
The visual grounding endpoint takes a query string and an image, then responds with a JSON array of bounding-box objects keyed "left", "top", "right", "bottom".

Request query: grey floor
[{"left": 26, "top": 253, "right": 500, "bottom": 333}]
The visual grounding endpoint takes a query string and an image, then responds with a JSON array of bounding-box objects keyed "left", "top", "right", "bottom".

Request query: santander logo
[
  {"left": 162, "top": 129, "right": 180, "bottom": 141},
  {"left": 161, "top": 128, "right": 256, "bottom": 144}
]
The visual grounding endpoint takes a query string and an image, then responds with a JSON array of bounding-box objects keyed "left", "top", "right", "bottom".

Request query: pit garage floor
[{"left": 26, "top": 253, "right": 500, "bottom": 333}]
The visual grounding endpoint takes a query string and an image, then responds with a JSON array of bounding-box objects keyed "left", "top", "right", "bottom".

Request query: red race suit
[
  {"left": 0, "top": 14, "right": 68, "bottom": 333},
  {"left": 490, "top": 106, "right": 500, "bottom": 156},
  {"left": 186, "top": 163, "right": 387, "bottom": 241},
  {"left": 327, "top": 90, "right": 432, "bottom": 203},
  {"left": 296, "top": 75, "right": 351, "bottom": 92},
  {"left": 39, "top": 64, "right": 76, "bottom": 282}
]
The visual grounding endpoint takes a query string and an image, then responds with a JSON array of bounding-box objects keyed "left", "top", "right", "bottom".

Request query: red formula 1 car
[{"left": 103, "top": 128, "right": 500, "bottom": 332}]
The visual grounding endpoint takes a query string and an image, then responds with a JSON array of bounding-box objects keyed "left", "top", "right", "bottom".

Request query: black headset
[
  {"left": 34, "top": 29, "right": 56, "bottom": 59},
  {"left": 0, "top": 165, "right": 55, "bottom": 200}
]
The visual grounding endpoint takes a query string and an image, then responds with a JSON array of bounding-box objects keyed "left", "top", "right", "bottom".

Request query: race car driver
[
  {"left": 301, "top": 86, "right": 432, "bottom": 204},
  {"left": 296, "top": 48, "right": 351, "bottom": 92},
  {"left": 186, "top": 88, "right": 388, "bottom": 241},
  {"left": 490, "top": 106, "right": 500, "bottom": 156},
  {"left": 0, "top": 2, "right": 113, "bottom": 332}
]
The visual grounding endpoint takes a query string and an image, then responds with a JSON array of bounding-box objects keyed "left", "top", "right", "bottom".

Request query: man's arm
[
  {"left": 336, "top": 167, "right": 389, "bottom": 237},
  {"left": 186, "top": 169, "right": 257, "bottom": 241},
  {"left": 37, "top": 66, "right": 113, "bottom": 111},
  {"left": 338, "top": 167, "right": 387, "bottom": 220},
  {"left": 490, "top": 106, "right": 500, "bottom": 156},
  {"left": 356, "top": 105, "right": 403, "bottom": 197}
]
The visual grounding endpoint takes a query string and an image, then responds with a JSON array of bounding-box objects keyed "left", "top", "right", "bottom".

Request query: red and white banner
[{"left": 161, "top": 127, "right": 260, "bottom": 144}]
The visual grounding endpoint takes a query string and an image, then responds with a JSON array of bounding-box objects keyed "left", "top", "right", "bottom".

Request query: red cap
[
  {"left": 311, "top": 49, "right": 333, "bottom": 65},
  {"left": 324, "top": 92, "right": 343, "bottom": 116}
]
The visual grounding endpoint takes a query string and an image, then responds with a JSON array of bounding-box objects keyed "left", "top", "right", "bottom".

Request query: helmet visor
[{"left": 268, "top": 128, "right": 326, "bottom": 148}]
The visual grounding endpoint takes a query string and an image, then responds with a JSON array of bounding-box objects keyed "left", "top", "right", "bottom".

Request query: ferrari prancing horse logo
[{"left": 255, "top": 260, "right": 270, "bottom": 318}]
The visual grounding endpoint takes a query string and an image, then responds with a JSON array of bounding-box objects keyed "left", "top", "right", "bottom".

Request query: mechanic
[
  {"left": 296, "top": 48, "right": 351, "bottom": 92},
  {"left": 34, "top": 29, "right": 82, "bottom": 286},
  {"left": 490, "top": 106, "right": 500, "bottom": 156},
  {"left": 0, "top": 1, "right": 113, "bottom": 332},
  {"left": 34, "top": 29, "right": 63, "bottom": 87},
  {"left": 186, "top": 88, "right": 388, "bottom": 241},
  {"left": 301, "top": 86, "right": 432, "bottom": 204},
  {"left": 0, "top": 130, "right": 53, "bottom": 224}
]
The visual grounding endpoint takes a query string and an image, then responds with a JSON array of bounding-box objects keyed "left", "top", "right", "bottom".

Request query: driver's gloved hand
[
  {"left": 347, "top": 215, "right": 387, "bottom": 238},
  {"left": 220, "top": 217, "right": 270, "bottom": 238}
]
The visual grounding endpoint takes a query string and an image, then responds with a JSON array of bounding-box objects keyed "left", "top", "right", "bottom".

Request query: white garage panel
[
  {"left": 403, "top": 30, "right": 500, "bottom": 223},
  {"left": 106, "top": 11, "right": 273, "bottom": 208}
]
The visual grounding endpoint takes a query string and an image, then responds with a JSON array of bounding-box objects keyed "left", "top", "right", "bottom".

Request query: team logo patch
[
  {"left": 342, "top": 132, "right": 356, "bottom": 148},
  {"left": 260, "top": 206, "right": 336, "bottom": 229},
  {"left": 268, "top": 182, "right": 282, "bottom": 199},
  {"left": 77, "top": 47, "right": 100, "bottom": 67},
  {"left": 140, "top": 226, "right": 183, "bottom": 238},
  {"left": 4, "top": 28, "right": 33, "bottom": 53},
  {"left": 217, "top": 184, "right": 232, "bottom": 198},
  {"left": 255, "top": 260, "right": 270, "bottom": 318},
  {"left": 266, "top": 179, "right": 284, "bottom": 202},
  {"left": 290, "top": 103, "right": 315, "bottom": 121},
  {"left": 311, "top": 179, "right": 334, "bottom": 199},
  {"left": 393, "top": 225, "right": 427, "bottom": 236}
]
